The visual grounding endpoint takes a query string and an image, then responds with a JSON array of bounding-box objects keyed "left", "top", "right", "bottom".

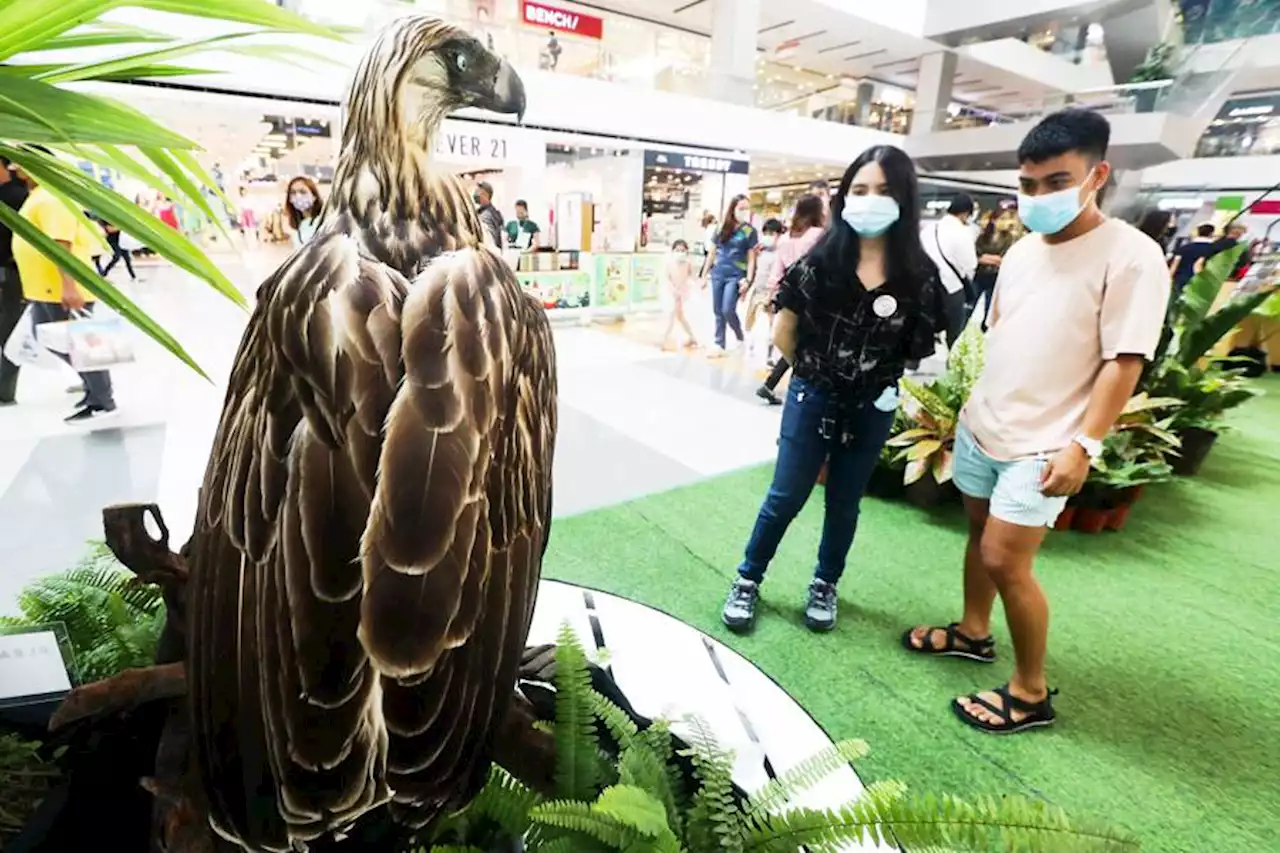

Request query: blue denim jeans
[
  {"left": 739, "top": 377, "right": 895, "bottom": 585},
  {"left": 710, "top": 274, "right": 744, "bottom": 349}
]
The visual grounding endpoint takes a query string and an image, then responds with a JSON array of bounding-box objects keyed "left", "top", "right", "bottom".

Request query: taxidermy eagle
[{"left": 185, "top": 16, "right": 554, "bottom": 851}]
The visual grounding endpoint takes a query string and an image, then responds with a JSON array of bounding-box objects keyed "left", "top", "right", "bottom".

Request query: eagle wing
[{"left": 187, "top": 235, "right": 556, "bottom": 851}]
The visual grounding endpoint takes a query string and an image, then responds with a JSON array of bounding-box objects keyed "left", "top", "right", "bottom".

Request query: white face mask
[
  {"left": 290, "top": 190, "right": 315, "bottom": 214},
  {"left": 734, "top": 207, "right": 750, "bottom": 224},
  {"left": 761, "top": 235, "right": 777, "bottom": 249},
  {"left": 841, "top": 194, "right": 900, "bottom": 237}
]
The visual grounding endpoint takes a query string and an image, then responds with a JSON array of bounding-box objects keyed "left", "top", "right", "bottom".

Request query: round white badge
[{"left": 872, "top": 294, "right": 898, "bottom": 318}]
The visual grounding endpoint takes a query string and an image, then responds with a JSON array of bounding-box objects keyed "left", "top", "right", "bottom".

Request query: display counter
[{"left": 513, "top": 251, "right": 666, "bottom": 321}]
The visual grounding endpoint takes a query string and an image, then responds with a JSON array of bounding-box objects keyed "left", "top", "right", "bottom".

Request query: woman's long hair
[
  {"left": 716, "top": 194, "right": 749, "bottom": 245},
  {"left": 284, "top": 175, "right": 325, "bottom": 230},
  {"left": 977, "top": 212, "right": 1000, "bottom": 248},
  {"left": 789, "top": 195, "right": 825, "bottom": 237},
  {"left": 811, "top": 145, "right": 934, "bottom": 287}
]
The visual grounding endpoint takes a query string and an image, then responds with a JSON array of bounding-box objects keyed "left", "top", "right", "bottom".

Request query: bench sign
[
  {"left": 522, "top": 1, "right": 604, "bottom": 39},
  {"left": 0, "top": 631, "right": 71, "bottom": 701}
]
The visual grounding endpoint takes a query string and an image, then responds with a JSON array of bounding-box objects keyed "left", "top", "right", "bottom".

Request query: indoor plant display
[
  {"left": 0, "top": 0, "right": 344, "bottom": 375},
  {"left": 421, "top": 625, "right": 1136, "bottom": 853},
  {"left": 1150, "top": 360, "right": 1259, "bottom": 474},
  {"left": 1064, "top": 394, "right": 1181, "bottom": 533},
  {"left": 884, "top": 321, "right": 984, "bottom": 508},
  {"left": 1142, "top": 243, "right": 1272, "bottom": 474}
]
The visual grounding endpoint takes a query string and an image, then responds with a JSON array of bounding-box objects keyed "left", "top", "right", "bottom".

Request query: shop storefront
[{"left": 641, "top": 148, "right": 750, "bottom": 252}]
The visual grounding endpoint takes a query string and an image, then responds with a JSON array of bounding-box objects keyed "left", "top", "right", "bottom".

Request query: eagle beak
[{"left": 480, "top": 60, "right": 526, "bottom": 123}]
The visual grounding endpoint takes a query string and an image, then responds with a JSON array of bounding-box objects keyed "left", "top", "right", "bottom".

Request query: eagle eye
[{"left": 454, "top": 52, "right": 469, "bottom": 73}]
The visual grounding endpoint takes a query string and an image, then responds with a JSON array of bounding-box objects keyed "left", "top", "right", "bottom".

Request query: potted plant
[
  {"left": 1151, "top": 361, "right": 1259, "bottom": 475},
  {"left": 1142, "top": 244, "right": 1271, "bottom": 474},
  {"left": 884, "top": 323, "right": 984, "bottom": 508},
  {"left": 867, "top": 411, "right": 909, "bottom": 499},
  {"left": 1127, "top": 42, "right": 1175, "bottom": 112},
  {"left": 421, "top": 625, "right": 1137, "bottom": 852},
  {"left": 1075, "top": 442, "right": 1175, "bottom": 533},
  {"left": 1068, "top": 394, "right": 1181, "bottom": 533}
]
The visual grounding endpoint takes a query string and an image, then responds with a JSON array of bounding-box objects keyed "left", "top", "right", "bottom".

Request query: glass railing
[
  {"left": 1180, "top": 0, "right": 1280, "bottom": 44},
  {"left": 293, "top": 0, "right": 921, "bottom": 133}
]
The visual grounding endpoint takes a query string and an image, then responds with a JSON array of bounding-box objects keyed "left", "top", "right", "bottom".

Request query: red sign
[
  {"left": 521, "top": 1, "right": 604, "bottom": 39},
  {"left": 1250, "top": 199, "right": 1280, "bottom": 215}
]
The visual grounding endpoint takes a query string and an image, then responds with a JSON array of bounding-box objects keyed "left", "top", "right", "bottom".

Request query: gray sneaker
[
  {"left": 721, "top": 578, "right": 760, "bottom": 632},
  {"left": 805, "top": 579, "right": 838, "bottom": 632}
]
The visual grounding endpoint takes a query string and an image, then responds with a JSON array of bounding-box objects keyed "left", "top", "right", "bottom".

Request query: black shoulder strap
[{"left": 934, "top": 220, "right": 967, "bottom": 287}]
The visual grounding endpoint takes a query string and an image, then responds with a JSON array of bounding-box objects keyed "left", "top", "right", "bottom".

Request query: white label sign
[
  {"left": 435, "top": 120, "right": 540, "bottom": 169},
  {"left": 0, "top": 631, "right": 72, "bottom": 700}
]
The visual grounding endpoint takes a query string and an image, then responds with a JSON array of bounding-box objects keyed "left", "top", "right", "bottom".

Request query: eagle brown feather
[{"left": 185, "top": 17, "right": 551, "bottom": 851}]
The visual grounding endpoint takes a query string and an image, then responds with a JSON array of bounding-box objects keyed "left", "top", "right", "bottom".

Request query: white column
[
  {"left": 708, "top": 0, "right": 760, "bottom": 106},
  {"left": 911, "top": 51, "right": 957, "bottom": 135}
]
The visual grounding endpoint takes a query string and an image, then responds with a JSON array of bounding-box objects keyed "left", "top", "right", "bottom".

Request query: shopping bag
[
  {"left": 118, "top": 232, "right": 144, "bottom": 253},
  {"left": 35, "top": 318, "right": 72, "bottom": 353},
  {"left": 3, "top": 306, "right": 64, "bottom": 370},
  {"left": 65, "top": 315, "right": 136, "bottom": 371}
]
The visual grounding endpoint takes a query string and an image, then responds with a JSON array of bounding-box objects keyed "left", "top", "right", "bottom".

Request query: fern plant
[
  {"left": 423, "top": 624, "right": 1137, "bottom": 853},
  {"left": 0, "top": 542, "right": 164, "bottom": 684}
]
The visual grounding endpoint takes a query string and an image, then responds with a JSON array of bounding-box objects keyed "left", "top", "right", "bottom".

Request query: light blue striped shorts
[{"left": 952, "top": 424, "right": 1068, "bottom": 528}]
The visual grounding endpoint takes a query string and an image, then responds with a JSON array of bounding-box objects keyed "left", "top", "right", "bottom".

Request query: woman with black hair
[
  {"left": 722, "top": 145, "right": 947, "bottom": 633},
  {"left": 703, "top": 194, "right": 757, "bottom": 355}
]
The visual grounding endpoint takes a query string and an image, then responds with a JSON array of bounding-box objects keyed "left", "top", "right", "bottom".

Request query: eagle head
[{"left": 355, "top": 16, "right": 526, "bottom": 144}]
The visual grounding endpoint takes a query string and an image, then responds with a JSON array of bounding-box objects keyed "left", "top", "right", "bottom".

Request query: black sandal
[
  {"left": 901, "top": 623, "right": 996, "bottom": 663},
  {"left": 952, "top": 684, "right": 1059, "bottom": 735}
]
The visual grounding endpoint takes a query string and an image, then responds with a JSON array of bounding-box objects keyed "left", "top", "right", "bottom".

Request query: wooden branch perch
[
  {"left": 48, "top": 662, "right": 186, "bottom": 732},
  {"left": 102, "top": 503, "right": 187, "bottom": 589}
]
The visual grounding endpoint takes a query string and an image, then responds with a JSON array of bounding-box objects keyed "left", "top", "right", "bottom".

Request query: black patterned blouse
[{"left": 773, "top": 253, "right": 946, "bottom": 404}]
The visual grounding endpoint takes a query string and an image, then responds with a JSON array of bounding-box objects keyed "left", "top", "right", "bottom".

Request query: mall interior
[{"left": 1, "top": 0, "right": 1278, "bottom": 851}]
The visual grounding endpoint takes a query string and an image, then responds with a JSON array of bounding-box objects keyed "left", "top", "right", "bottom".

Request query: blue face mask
[
  {"left": 1018, "top": 172, "right": 1096, "bottom": 235},
  {"left": 841, "top": 194, "right": 900, "bottom": 237}
]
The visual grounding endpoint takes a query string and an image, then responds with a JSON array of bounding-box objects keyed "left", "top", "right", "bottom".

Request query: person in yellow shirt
[{"left": 10, "top": 155, "right": 116, "bottom": 423}]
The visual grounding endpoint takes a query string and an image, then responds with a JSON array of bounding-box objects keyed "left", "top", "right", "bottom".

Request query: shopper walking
[
  {"left": 743, "top": 218, "right": 785, "bottom": 356},
  {"left": 0, "top": 157, "right": 30, "bottom": 405},
  {"left": 721, "top": 145, "right": 946, "bottom": 633},
  {"left": 903, "top": 109, "right": 1169, "bottom": 734},
  {"left": 285, "top": 176, "right": 325, "bottom": 248},
  {"left": 659, "top": 239, "right": 699, "bottom": 350},
  {"left": 923, "top": 194, "right": 978, "bottom": 346},
  {"left": 971, "top": 209, "right": 1019, "bottom": 327},
  {"left": 472, "top": 181, "right": 504, "bottom": 248},
  {"left": 703, "top": 195, "right": 757, "bottom": 356},
  {"left": 1169, "top": 223, "right": 1217, "bottom": 293},
  {"left": 756, "top": 194, "right": 826, "bottom": 405},
  {"left": 98, "top": 220, "right": 137, "bottom": 280},
  {"left": 10, "top": 156, "right": 117, "bottom": 423}
]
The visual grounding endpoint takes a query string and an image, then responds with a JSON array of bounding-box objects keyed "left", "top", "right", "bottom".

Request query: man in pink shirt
[{"left": 903, "top": 110, "right": 1170, "bottom": 733}]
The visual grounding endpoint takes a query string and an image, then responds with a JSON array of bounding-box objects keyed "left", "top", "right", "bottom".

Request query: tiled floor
[{"left": 0, "top": 250, "right": 788, "bottom": 610}]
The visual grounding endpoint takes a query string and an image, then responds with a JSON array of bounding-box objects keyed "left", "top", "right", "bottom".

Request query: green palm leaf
[
  {"left": 3, "top": 0, "right": 345, "bottom": 375},
  {"left": 0, "top": 0, "right": 340, "bottom": 62},
  {"left": 26, "top": 25, "right": 171, "bottom": 53},
  {"left": 36, "top": 31, "right": 272, "bottom": 84},
  {"left": 1, "top": 144, "right": 244, "bottom": 309},
  {"left": 0, "top": 73, "right": 196, "bottom": 147},
  {"left": 0, "top": 202, "right": 207, "bottom": 377}
]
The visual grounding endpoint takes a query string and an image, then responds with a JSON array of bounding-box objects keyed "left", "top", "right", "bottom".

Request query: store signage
[
  {"left": 0, "top": 631, "right": 71, "bottom": 701},
  {"left": 522, "top": 1, "right": 604, "bottom": 39},
  {"left": 433, "top": 119, "right": 541, "bottom": 169},
  {"left": 644, "top": 149, "right": 750, "bottom": 175}
]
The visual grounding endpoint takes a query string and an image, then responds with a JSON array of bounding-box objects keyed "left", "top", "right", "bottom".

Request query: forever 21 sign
[{"left": 436, "top": 130, "right": 508, "bottom": 164}]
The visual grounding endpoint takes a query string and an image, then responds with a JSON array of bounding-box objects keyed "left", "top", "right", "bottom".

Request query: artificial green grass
[{"left": 543, "top": 375, "right": 1280, "bottom": 853}]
